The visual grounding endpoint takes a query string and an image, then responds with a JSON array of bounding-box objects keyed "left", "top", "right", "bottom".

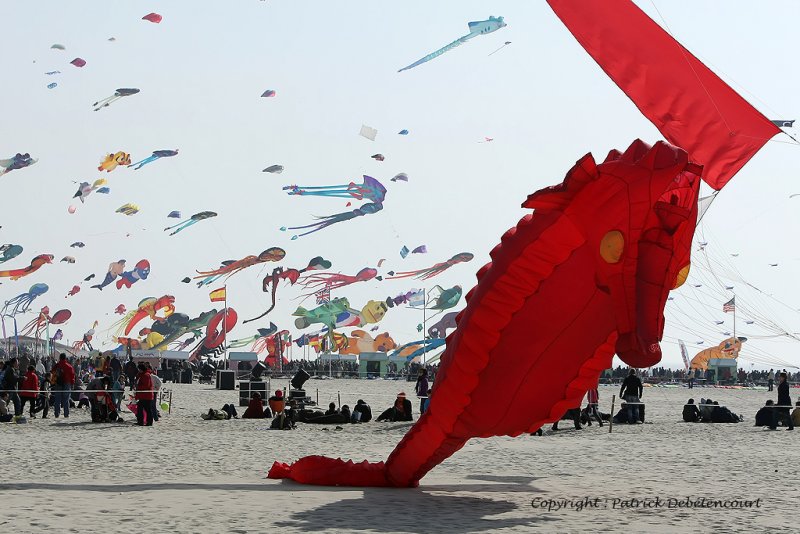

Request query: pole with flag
[
  {"left": 209, "top": 286, "right": 228, "bottom": 368},
  {"left": 723, "top": 295, "right": 736, "bottom": 346}
]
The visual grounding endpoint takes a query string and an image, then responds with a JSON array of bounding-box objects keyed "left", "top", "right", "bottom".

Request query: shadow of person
[{"left": 275, "top": 489, "right": 546, "bottom": 533}]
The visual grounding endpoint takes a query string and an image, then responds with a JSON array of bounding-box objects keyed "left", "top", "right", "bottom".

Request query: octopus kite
[
  {"left": 281, "top": 202, "right": 383, "bottom": 240},
  {"left": 385, "top": 253, "right": 473, "bottom": 280},
  {"left": 268, "top": 0, "right": 780, "bottom": 487},
  {"left": 299, "top": 267, "right": 378, "bottom": 294},
  {"left": 0, "top": 153, "right": 38, "bottom": 177},
  {"left": 283, "top": 175, "right": 386, "bottom": 203},
  {"left": 164, "top": 211, "right": 217, "bottom": 235},
  {"left": 130, "top": 149, "right": 178, "bottom": 170},
  {"left": 92, "top": 88, "right": 140, "bottom": 111},
  {"left": 98, "top": 151, "right": 131, "bottom": 172},
  {"left": 2, "top": 283, "right": 49, "bottom": 315},
  {"left": 18, "top": 307, "right": 71, "bottom": 337},
  {"left": 244, "top": 256, "right": 332, "bottom": 324},
  {"left": 0, "top": 254, "right": 54, "bottom": 281},
  {"left": 194, "top": 247, "right": 286, "bottom": 287}
]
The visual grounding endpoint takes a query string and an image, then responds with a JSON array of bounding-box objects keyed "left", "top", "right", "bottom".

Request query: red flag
[{"left": 547, "top": 0, "right": 779, "bottom": 190}]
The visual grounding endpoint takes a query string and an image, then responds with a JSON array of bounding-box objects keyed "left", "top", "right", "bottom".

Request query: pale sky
[{"left": 1, "top": 1, "right": 798, "bottom": 369}]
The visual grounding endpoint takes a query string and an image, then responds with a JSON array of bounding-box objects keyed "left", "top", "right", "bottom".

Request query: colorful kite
[
  {"left": 261, "top": 89, "right": 276, "bottom": 98},
  {"left": 412, "top": 245, "right": 427, "bottom": 254},
  {"left": 244, "top": 256, "right": 332, "bottom": 323},
  {"left": 116, "top": 260, "right": 150, "bottom": 289},
  {"left": 283, "top": 175, "right": 386, "bottom": 203},
  {"left": 299, "top": 267, "right": 378, "bottom": 293},
  {"left": 91, "top": 259, "right": 126, "bottom": 290},
  {"left": 164, "top": 211, "right": 217, "bottom": 235},
  {"left": 142, "top": 12, "right": 162, "bottom": 23},
  {"left": 116, "top": 203, "right": 139, "bottom": 216},
  {"left": 2, "top": 283, "right": 49, "bottom": 315},
  {"left": 129, "top": 149, "right": 179, "bottom": 170},
  {"left": 194, "top": 247, "right": 286, "bottom": 287},
  {"left": 0, "top": 254, "right": 53, "bottom": 281},
  {"left": 398, "top": 16, "right": 507, "bottom": 72},
  {"left": 92, "top": 88, "right": 140, "bottom": 111},
  {"left": 0, "top": 153, "right": 38, "bottom": 177},
  {"left": 66, "top": 285, "right": 80, "bottom": 297},
  {"left": 0, "top": 244, "right": 23, "bottom": 264},
  {"left": 73, "top": 178, "right": 107, "bottom": 203},
  {"left": 70, "top": 58, "right": 86, "bottom": 67},
  {"left": 281, "top": 202, "right": 383, "bottom": 239},
  {"left": 98, "top": 151, "right": 131, "bottom": 172},
  {"left": 386, "top": 253, "right": 473, "bottom": 280},
  {"left": 114, "top": 304, "right": 127, "bottom": 315}
]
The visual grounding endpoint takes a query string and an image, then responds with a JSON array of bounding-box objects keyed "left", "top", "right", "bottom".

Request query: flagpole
[
  {"left": 223, "top": 285, "right": 228, "bottom": 370},
  {"left": 422, "top": 287, "right": 427, "bottom": 366},
  {"left": 732, "top": 293, "right": 736, "bottom": 345}
]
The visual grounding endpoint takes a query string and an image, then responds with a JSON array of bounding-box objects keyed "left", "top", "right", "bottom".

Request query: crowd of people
[{"left": 0, "top": 352, "right": 164, "bottom": 426}]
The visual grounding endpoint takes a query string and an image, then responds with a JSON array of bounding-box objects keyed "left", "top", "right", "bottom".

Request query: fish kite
[
  {"left": 129, "top": 149, "right": 178, "bottom": 170},
  {"left": 398, "top": 16, "right": 507, "bottom": 72},
  {"left": 142, "top": 12, "right": 162, "bottom": 23},
  {"left": 70, "top": 58, "right": 86, "bottom": 67},
  {"left": 60, "top": 256, "right": 76, "bottom": 263},
  {"left": 412, "top": 245, "right": 427, "bottom": 254},
  {"left": 116, "top": 203, "right": 139, "bottom": 216},
  {"left": 371, "top": 154, "right": 385, "bottom": 162},
  {"left": 70, "top": 242, "right": 85, "bottom": 248},
  {"left": 263, "top": 165, "right": 284, "bottom": 174},
  {"left": 398, "top": 130, "right": 409, "bottom": 135},
  {"left": 164, "top": 211, "right": 217, "bottom": 236},
  {"left": 261, "top": 90, "right": 276, "bottom": 98},
  {"left": 93, "top": 89, "right": 140, "bottom": 111},
  {"left": 0, "top": 153, "right": 38, "bottom": 177},
  {"left": 167, "top": 210, "right": 181, "bottom": 218},
  {"left": 98, "top": 151, "right": 131, "bottom": 172},
  {"left": 391, "top": 173, "right": 408, "bottom": 182},
  {"left": 50, "top": 44, "right": 65, "bottom": 50},
  {"left": 73, "top": 178, "right": 107, "bottom": 203}
]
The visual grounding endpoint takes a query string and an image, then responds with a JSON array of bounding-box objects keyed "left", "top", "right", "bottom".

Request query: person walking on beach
[
  {"left": 415, "top": 368, "right": 429, "bottom": 415},
  {"left": 768, "top": 369, "right": 775, "bottom": 391},
  {"left": 619, "top": 368, "right": 643, "bottom": 424},
  {"left": 53, "top": 353, "right": 75, "bottom": 418},
  {"left": 586, "top": 384, "right": 603, "bottom": 426},
  {"left": 19, "top": 365, "right": 39, "bottom": 417},
  {"left": 770, "top": 372, "right": 793, "bottom": 431}
]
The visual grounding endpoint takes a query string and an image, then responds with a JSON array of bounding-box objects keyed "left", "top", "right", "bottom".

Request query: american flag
[{"left": 722, "top": 297, "right": 736, "bottom": 313}]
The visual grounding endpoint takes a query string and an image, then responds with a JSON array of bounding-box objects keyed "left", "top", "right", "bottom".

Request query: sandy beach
[{"left": 1, "top": 380, "right": 795, "bottom": 533}]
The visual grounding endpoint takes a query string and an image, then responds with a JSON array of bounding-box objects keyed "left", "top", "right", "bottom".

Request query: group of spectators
[{"left": 0, "top": 352, "right": 163, "bottom": 426}]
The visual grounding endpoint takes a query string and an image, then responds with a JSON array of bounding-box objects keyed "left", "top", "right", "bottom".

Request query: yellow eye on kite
[{"left": 600, "top": 231, "right": 624, "bottom": 264}]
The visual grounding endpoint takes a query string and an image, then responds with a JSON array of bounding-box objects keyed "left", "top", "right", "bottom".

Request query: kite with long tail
[
  {"left": 194, "top": 247, "right": 285, "bottom": 287},
  {"left": 398, "top": 16, "right": 506, "bottom": 72},
  {"left": 268, "top": 0, "right": 779, "bottom": 487},
  {"left": 244, "top": 256, "right": 332, "bottom": 324},
  {"left": 385, "top": 253, "right": 473, "bottom": 280}
]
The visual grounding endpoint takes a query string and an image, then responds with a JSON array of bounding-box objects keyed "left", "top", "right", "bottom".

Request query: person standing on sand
[
  {"left": 53, "top": 354, "right": 75, "bottom": 419},
  {"left": 415, "top": 369, "right": 429, "bottom": 414},
  {"left": 619, "top": 368, "right": 643, "bottom": 424},
  {"left": 687, "top": 368, "right": 694, "bottom": 389},
  {"left": 768, "top": 369, "right": 775, "bottom": 391},
  {"left": 135, "top": 363, "right": 155, "bottom": 426},
  {"left": 585, "top": 384, "right": 603, "bottom": 426},
  {"left": 770, "top": 372, "right": 793, "bottom": 431}
]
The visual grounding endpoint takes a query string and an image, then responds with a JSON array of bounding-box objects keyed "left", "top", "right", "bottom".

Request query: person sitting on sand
[
  {"left": 0, "top": 392, "right": 13, "bottom": 423},
  {"left": 791, "top": 401, "right": 800, "bottom": 427},
  {"left": 268, "top": 390, "right": 285, "bottom": 414},
  {"left": 352, "top": 399, "right": 372, "bottom": 423},
  {"left": 709, "top": 401, "right": 741, "bottom": 423},
  {"left": 755, "top": 400, "right": 774, "bottom": 427},
  {"left": 340, "top": 405, "right": 351, "bottom": 421},
  {"left": 243, "top": 393, "right": 267, "bottom": 419},
  {"left": 683, "top": 398, "right": 701, "bottom": 423},
  {"left": 698, "top": 398, "right": 714, "bottom": 422},
  {"left": 325, "top": 402, "right": 339, "bottom": 416},
  {"left": 376, "top": 392, "right": 413, "bottom": 422}
]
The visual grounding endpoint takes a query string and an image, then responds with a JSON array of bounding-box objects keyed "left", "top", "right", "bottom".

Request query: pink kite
[
  {"left": 142, "top": 13, "right": 162, "bottom": 23},
  {"left": 70, "top": 58, "right": 86, "bottom": 68}
]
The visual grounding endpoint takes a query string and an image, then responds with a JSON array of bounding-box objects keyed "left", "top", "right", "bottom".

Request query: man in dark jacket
[
  {"left": 770, "top": 372, "right": 794, "bottom": 430},
  {"left": 682, "top": 398, "right": 700, "bottom": 422},
  {"left": 619, "top": 369, "right": 643, "bottom": 424},
  {"left": 2, "top": 358, "right": 21, "bottom": 416},
  {"left": 124, "top": 356, "right": 138, "bottom": 392}
]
